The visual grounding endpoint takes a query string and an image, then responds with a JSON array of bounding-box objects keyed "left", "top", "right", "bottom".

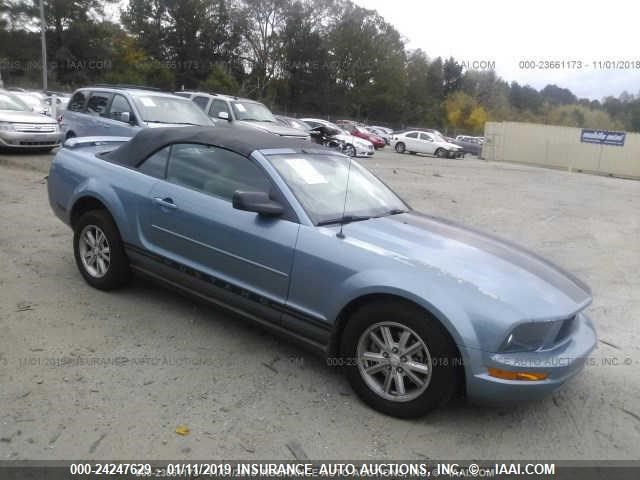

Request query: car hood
[
  {"left": 0, "top": 110, "right": 56, "bottom": 124},
  {"left": 334, "top": 133, "right": 372, "bottom": 148},
  {"left": 341, "top": 212, "right": 591, "bottom": 319},
  {"left": 437, "top": 140, "right": 461, "bottom": 150},
  {"left": 237, "top": 121, "right": 310, "bottom": 139}
]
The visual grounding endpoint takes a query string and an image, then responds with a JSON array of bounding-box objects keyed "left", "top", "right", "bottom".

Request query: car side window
[
  {"left": 68, "top": 91, "right": 87, "bottom": 112},
  {"left": 138, "top": 146, "right": 170, "bottom": 179},
  {"left": 87, "top": 92, "right": 113, "bottom": 117},
  {"left": 406, "top": 132, "right": 418, "bottom": 139},
  {"left": 108, "top": 94, "right": 134, "bottom": 123},
  {"left": 419, "top": 133, "right": 433, "bottom": 141},
  {"left": 193, "top": 96, "right": 209, "bottom": 111},
  {"left": 166, "top": 143, "right": 272, "bottom": 201},
  {"left": 208, "top": 99, "right": 230, "bottom": 118}
]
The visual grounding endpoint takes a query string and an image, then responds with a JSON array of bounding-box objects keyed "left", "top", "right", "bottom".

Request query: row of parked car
[{"left": 0, "top": 84, "right": 484, "bottom": 158}]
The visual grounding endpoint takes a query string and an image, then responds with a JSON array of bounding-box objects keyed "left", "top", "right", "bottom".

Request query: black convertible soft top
[{"left": 103, "top": 125, "right": 315, "bottom": 167}]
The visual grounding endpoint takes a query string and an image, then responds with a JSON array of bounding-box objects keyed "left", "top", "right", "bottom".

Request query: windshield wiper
[
  {"left": 242, "top": 118, "right": 274, "bottom": 123},
  {"left": 316, "top": 215, "right": 372, "bottom": 227},
  {"left": 375, "top": 208, "right": 408, "bottom": 218},
  {"left": 145, "top": 120, "right": 200, "bottom": 125}
]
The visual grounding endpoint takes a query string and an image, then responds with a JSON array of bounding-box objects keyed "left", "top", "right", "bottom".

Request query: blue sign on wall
[{"left": 580, "top": 129, "right": 626, "bottom": 146}]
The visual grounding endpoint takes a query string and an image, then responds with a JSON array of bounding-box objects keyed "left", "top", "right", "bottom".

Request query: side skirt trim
[{"left": 124, "top": 243, "right": 332, "bottom": 346}]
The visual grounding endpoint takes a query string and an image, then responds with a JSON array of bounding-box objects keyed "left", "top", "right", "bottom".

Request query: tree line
[{"left": 2, "top": 0, "right": 640, "bottom": 134}]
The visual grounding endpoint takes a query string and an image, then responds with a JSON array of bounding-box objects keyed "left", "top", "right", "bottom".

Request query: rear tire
[
  {"left": 73, "top": 210, "right": 130, "bottom": 290},
  {"left": 341, "top": 300, "right": 460, "bottom": 418}
]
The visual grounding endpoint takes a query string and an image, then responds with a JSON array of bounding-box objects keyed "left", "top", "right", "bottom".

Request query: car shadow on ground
[{"left": 117, "top": 274, "right": 534, "bottom": 423}]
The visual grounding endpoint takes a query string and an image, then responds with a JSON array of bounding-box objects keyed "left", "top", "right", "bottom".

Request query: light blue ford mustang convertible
[{"left": 47, "top": 126, "right": 597, "bottom": 417}]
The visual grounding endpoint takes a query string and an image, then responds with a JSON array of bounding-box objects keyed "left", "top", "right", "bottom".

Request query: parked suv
[
  {"left": 176, "top": 91, "right": 309, "bottom": 140},
  {"left": 61, "top": 86, "right": 212, "bottom": 140}
]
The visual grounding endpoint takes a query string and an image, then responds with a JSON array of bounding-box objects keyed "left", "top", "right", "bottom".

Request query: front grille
[
  {"left": 13, "top": 123, "right": 57, "bottom": 133},
  {"left": 19, "top": 140, "right": 58, "bottom": 146}
]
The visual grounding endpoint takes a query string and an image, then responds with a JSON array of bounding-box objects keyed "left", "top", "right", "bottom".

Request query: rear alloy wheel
[
  {"left": 73, "top": 209, "right": 130, "bottom": 290},
  {"left": 394, "top": 142, "right": 406, "bottom": 153},
  {"left": 342, "top": 300, "right": 460, "bottom": 418},
  {"left": 78, "top": 225, "right": 111, "bottom": 278},
  {"left": 345, "top": 144, "right": 356, "bottom": 157}
]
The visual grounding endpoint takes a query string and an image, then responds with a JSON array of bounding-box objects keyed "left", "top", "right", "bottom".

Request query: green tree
[{"left": 200, "top": 64, "right": 239, "bottom": 94}]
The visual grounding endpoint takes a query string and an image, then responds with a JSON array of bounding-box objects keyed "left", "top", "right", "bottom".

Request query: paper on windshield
[
  {"left": 285, "top": 158, "right": 328, "bottom": 185},
  {"left": 139, "top": 97, "right": 156, "bottom": 107}
]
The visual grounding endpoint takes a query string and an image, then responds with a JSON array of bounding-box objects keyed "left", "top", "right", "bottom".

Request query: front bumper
[
  {"left": 463, "top": 312, "right": 597, "bottom": 404},
  {"left": 356, "top": 145, "right": 375, "bottom": 157},
  {"left": 0, "top": 130, "right": 61, "bottom": 148}
]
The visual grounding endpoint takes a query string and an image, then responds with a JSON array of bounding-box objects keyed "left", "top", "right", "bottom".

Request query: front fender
[{"left": 327, "top": 268, "right": 478, "bottom": 350}]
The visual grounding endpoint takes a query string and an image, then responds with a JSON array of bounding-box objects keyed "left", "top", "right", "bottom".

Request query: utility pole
[{"left": 39, "top": 0, "right": 48, "bottom": 91}]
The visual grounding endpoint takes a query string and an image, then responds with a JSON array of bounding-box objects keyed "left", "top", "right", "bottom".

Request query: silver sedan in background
[{"left": 0, "top": 90, "right": 61, "bottom": 151}]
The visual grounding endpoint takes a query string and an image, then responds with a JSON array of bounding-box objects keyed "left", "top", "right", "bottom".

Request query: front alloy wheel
[
  {"left": 341, "top": 300, "right": 460, "bottom": 417},
  {"left": 436, "top": 148, "right": 448, "bottom": 158},
  {"left": 344, "top": 144, "right": 356, "bottom": 157},
  {"left": 357, "top": 322, "right": 432, "bottom": 402}
]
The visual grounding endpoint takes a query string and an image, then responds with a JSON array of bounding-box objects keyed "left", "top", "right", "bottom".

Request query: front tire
[
  {"left": 341, "top": 300, "right": 460, "bottom": 418},
  {"left": 73, "top": 210, "right": 130, "bottom": 290},
  {"left": 436, "top": 148, "right": 448, "bottom": 158},
  {"left": 394, "top": 142, "right": 406, "bottom": 153},
  {"left": 344, "top": 144, "right": 356, "bottom": 157}
]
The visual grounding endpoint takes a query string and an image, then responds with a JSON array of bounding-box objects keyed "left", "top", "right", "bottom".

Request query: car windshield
[
  {"left": 289, "top": 119, "right": 309, "bottom": 130},
  {"left": 0, "top": 92, "right": 29, "bottom": 111},
  {"left": 268, "top": 153, "right": 407, "bottom": 225},
  {"left": 320, "top": 121, "right": 348, "bottom": 136},
  {"left": 13, "top": 94, "right": 42, "bottom": 109},
  {"left": 132, "top": 95, "right": 212, "bottom": 125},
  {"left": 232, "top": 101, "right": 276, "bottom": 122}
]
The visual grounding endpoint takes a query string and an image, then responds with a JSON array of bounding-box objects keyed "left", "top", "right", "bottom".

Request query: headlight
[
  {"left": 499, "top": 319, "right": 568, "bottom": 353},
  {"left": 0, "top": 122, "right": 16, "bottom": 132}
]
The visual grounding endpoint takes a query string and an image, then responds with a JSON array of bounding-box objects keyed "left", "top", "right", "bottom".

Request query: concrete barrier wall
[{"left": 483, "top": 121, "right": 640, "bottom": 179}]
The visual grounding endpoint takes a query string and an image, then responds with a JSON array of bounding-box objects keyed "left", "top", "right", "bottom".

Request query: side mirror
[
  {"left": 120, "top": 111, "right": 131, "bottom": 124},
  {"left": 232, "top": 191, "right": 283, "bottom": 216},
  {"left": 218, "top": 111, "right": 230, "bottom": 121}
]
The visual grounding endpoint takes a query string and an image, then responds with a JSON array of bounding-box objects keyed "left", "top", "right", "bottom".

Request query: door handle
[{"left": 153, "top": 197, "right": 177, "bottom": 210}]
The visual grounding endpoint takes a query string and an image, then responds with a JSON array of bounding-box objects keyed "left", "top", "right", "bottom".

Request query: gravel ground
[{"left": 0, "top": 148, "right": 639, "bottom": 460}]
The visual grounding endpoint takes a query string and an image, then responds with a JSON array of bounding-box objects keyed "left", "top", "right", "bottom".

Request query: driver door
[
  {"left": 145, "top": 143, "right": 299, "bottom": 324},
  {"left": 404, "top": 132, "right": 421, "bottom": 152},
  {"left": 419, "top": 132, "right": 436, "bottom": 154}
]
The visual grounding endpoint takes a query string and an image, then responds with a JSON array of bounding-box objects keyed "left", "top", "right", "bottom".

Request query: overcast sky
[
  {"left": 354, "top": 0, "right": 640, "bottom": 100},
  {"left": 105, "top": 0, "right": 638, "bottom": 100}
]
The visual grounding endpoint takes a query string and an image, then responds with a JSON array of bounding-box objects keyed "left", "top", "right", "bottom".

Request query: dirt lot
[{"left": 0, "top": 148, "right": 639, "bottom": 460}]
